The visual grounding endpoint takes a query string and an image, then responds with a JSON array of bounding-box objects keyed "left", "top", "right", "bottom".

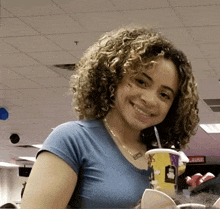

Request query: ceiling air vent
[
  {"left": 47, "top": 64, "right": 76, "bottom": 79},
  {"left": 15, "top": 145, "right": 38, "bottom": 148},
  {"left": 54, "top": 64, "right": 75, "bottom": 71},
  {"left": 204, "top": 99, "right": 220, "bottom": 112}
]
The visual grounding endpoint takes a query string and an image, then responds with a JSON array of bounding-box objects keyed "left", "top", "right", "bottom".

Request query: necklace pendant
[
  {"left": 104, "top": 118, "right": 144, "bottom": 161},
  {"left": 133, "top": 152, "right": 143, "bottom": 160}
]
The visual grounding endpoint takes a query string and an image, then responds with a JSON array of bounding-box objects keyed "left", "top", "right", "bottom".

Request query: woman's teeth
[{"left": 134, "top": 105, "right": 150, "bottom": 116}]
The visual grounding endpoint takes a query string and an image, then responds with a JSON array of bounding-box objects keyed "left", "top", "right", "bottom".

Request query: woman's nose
[{"left": 140, "top": 90, "right": 158, "bottom": 107}]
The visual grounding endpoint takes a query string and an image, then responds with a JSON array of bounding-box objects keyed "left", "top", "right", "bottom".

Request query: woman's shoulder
[
  {"left": 47, "top": 120, "right": 105, "bottom": 143},
  {"left": 54, "top": 119, "right": 104, "bottom": 132}
]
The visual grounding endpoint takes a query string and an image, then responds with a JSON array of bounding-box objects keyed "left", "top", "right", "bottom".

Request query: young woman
[{"left": 21, "top": 26, "right": 199, "bottom": 209}]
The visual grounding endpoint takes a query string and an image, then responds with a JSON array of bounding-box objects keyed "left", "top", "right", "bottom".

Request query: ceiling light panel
[{"left": 200, "top": 124, "right": 220, "bottom": 133}]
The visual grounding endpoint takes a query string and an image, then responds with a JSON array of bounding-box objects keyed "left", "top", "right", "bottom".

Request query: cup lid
[{"left": 145, "top": 148, "right": 180, "bottom": 156}]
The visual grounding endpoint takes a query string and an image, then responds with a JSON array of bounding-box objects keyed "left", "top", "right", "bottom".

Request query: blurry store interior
[{"left": 1, "top": 0, "right": 220, "bottom": 207}]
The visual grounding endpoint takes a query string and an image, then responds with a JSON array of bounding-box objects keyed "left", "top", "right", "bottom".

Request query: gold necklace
[{"left": 103, "top": 118, "right": 143, "bottom": 160}]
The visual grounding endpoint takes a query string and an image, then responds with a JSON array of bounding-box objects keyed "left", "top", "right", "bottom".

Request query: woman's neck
[{"left": 104, "top": 110, "right": 141, "bottom": 145}]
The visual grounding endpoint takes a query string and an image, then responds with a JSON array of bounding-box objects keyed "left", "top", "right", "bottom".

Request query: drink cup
[{"left": 145, "top": 148, "right": 180, "bottom": 197}]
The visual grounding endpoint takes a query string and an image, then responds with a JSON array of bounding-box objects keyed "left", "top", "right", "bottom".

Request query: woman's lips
[
  {"left": 131, "top": 101, "right": 157, "bottom": 120},
  {"left": 133, "top": 104, "right": 151, "bottom": 116}
]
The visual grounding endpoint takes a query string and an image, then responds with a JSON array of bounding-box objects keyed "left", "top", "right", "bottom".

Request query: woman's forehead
[{"left": 125, "top": 58, "right": 173, "bottom": 75}]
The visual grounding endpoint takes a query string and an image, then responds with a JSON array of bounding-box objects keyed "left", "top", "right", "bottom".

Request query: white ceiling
[{"left": 0, "top": 0, "right": 220, "bottom": 166}]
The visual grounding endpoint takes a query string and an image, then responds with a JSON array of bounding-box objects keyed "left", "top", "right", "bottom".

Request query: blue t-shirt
[{"left": 38, "top": 119, "right": 151, "bottom": 208}]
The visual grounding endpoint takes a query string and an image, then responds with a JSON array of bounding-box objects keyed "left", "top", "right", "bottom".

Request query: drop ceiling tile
[
  {"left": 0, "top": 97, "right": 15, "bottom": 108},
  {"left": 195, "top": 70, "right": 218, "bottom": 80},
  {"left": 61, "top": 47, "right": 86, "bottom": 60},
  {"left": 9, "top": 92, "right": 66, "bottom": 106},
  {"left": 0, "top": 83, "right": 9, "bottom": 90},
  {"left": 52, "top": 87, "right": 71, "bottom": 97},
  {"left": 46, "top": 32, "right": 101, "bottom": 51},
  {"left": 19, "top": 88, "right": 56, "bottom": 99},
  {"left": 0, "top": 68, "right": 25, "bottom": 79},
  {"left": 8, "top": 97, "right": 38, "bottom": 106},
  {"left": 23, "top": 95, "right": 70, "bottom": 106},
  {"left": 30, "top": 77, "right": 69, "bottom": 88},
  {"left": 72, "top": 11, "right": 131, "bottom": 32},
  {"left": 3, "top": 36, "right": 63, "bottom": 53},
  {"left": 197, "top": 78, "right": 220, "bottom": 99},
  {"left": 0, "top": 78, "right": 42, "bottom": 89},
  {"left": 189, "top": 26, "right": 220, "bottom": 44},
  {"left": 191, "top": 58, "right": 213, "bottom": 72},
  {"left": 0, "top": 53, "right": 39, "bottom": 67},
  {"left": 39, "top": 104, "right": 73, "bottom": 117},
  {"left": 160, "top": 28, "right": 196, "bottom": 45},
  {"left": 20, "top": 14, "right": 86, "bottom": 35},
  {"left": 2, "top": 0, "right": 64, "bottom": 16},
  {"left": 68, "top": 50, "right": 86, "bottom": 60},
  {"left": 175, "top": 44, "right": 204, "bottom": 60},
  {"left": 111, "top": 0, "right": 170, "bottom": 10},
  {"left": 0, "top": 7, "right": 14, "bottom": 17},
  {"left": 215, "top": 69, "right": 220, "bottom": 79},
  {"left": 169, "top": 0, "right": 220, "bottom": 7},
  {"left": 11, "top": 65, "right": 60, "bottom": 78},
  {"left": 174, "top": 5, "right": 220, "bottom": 27},
  {"left": 0, "top": 40, "right": 19, "bottom": 53},
  {"left": 28, "top": 51, "right": 77, "bottom": 65},
  {"left": 197, "top": 100, "right": 212, "bottom": 114},
  {"left": 0, "top": 149, "right": 11, "bottom": 162},
  {"left": 207, "top": 59, "right": 220, "bottom": 70},
  {"left": 122, "top": 8, "right": 184, "bottom": 28},
  {"left": 0, "top": 18, "right": 39, "bottom": 37},
  {"left": 10, "top": 105, "right": 45, "bottom": 119},
  {"left": 198, "top": 44, "right": 220, "bottom": 59},
  {"left": 53, "top": 0, "right": 116, "bottom": 13},
  {"left": 0, "top": 89, "right": 23, "bottom": 99},
  {"left": 0, "top": 91, "right": 3, "bottom": 99},
  {"left": 191, "top": 59, "right": 215, "bottom": 78}
]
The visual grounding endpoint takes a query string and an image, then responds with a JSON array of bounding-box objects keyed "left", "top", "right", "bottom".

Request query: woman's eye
[
  {"left": 160, "top": 92, "right": 171, "bottom": 100},
  {"left": 135, "top": 79, "right": 147, "bottom": 87}
]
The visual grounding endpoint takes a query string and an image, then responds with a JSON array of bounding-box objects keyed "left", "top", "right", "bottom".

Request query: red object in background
[
  {"left": 191, "top": 173, "right": 203, "bottom": 188},
  {"left": 186, "top": 172, "right": 215, "bottom": 188},
  {"left": 199, "top": 172, "right": 215, "bottom": 185},
  {"left": 188, "top": 156, "right": 206, "bottom": 164},
  {"left": 186, "top": 176, "right": 193, "bottom": 186}
]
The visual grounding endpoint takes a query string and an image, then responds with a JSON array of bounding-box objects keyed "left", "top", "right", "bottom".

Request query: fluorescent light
[
  {"left": 200, "top": 123, "right": 220, "bottom": 133},
  {"left": 0, "top": 162, "right": 19, "bottom": 167},
  {"left": 32, "top": 144, "right": 43, "bottom": 149},
  {"left": 19, "top": 157, "right": 36, "bottom": 162}
]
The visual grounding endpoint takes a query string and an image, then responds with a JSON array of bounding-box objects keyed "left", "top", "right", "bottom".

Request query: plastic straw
[{"left": 154, "top": 126, "right": 162, "bottom": 148}]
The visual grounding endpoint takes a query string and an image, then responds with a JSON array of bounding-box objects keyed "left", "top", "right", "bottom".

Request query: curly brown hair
[{"left": 70, "top": 26, "right": 199, "bottom": 150}]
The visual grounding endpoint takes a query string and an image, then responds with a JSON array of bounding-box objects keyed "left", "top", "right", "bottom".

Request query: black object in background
[
  {"left": 10, "top": 133, "right": 20, "bottom": 144},
  {"left": 178, "top": 164, "right": 220, "bottom": 191},
  {"left": 190, "top": 173, "right": 220, "bottom": 196},
  {"left": 19, "top": 167, "right": 32, "bottom": 177}
]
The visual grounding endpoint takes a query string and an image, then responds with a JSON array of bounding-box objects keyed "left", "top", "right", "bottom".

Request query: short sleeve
[{"left": 37, "top": 122, "right": 83, "bottom": 174}]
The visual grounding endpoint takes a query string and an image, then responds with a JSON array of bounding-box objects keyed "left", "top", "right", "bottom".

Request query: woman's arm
[{"left": 21, "top": 151, "right": 77, "bottom": 209}]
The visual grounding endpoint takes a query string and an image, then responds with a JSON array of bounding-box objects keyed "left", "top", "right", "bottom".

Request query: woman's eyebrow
[{"left": 142, "top": 72, "right": 152, "bottom": 81}]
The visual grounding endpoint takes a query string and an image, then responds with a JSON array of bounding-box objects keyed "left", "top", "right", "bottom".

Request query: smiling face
[{"left": 110, "top": 58, "right": 179, "bottom": 132}]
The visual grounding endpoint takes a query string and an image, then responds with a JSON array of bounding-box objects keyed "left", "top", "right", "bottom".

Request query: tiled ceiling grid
[{"left": 0, "top": 0, "right": 220, "bottom": 166}]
